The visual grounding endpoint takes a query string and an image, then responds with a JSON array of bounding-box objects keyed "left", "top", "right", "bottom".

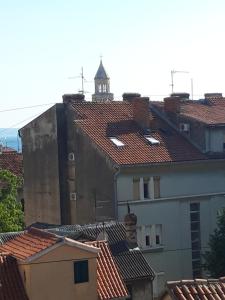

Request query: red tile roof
[
  {"left": 0, "top": 152, "right": 23, "bottom": 177},
  {"left": 0, "top": 227, "right": 61, "bottom": 261},
  {"left": 179, "top": 101, "right": 225, "bottom": 126},
  {"left": 167, "top": 278, "right": 225, "bottom": 300},
  {"left": 0, "top": 253, "right": 28, "bottom": 300},
  {"left": 86, "top": 240, "right": 128, "bottom": 300},
  {"left": 153, "top": 98, "right": 225, "bottom": 126},
  {"left": 72, "top": 102, "right": 206, "bottom": 165}
]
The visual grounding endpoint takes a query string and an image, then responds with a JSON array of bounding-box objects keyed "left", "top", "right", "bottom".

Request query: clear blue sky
[{"left": 1, "top": 0, "right": 225, "bottom": 129}]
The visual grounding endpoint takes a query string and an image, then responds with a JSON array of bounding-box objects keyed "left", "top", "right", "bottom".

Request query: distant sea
[{"left": 0, "top": 128, "right": 22, "bottom": 152}]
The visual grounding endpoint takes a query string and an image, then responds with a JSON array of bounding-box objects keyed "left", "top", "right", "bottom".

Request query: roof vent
[{"left": 144, "top": 136, "right": 160, "bottom": 145}]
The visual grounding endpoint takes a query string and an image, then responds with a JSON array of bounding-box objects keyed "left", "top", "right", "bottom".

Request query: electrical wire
[{"left": 0, "top": 102, "right": 55, "bottom": 113}]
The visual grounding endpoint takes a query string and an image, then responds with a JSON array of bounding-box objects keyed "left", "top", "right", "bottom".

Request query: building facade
[{"left": 20, "top": 92, "right": 225, "bottom": 298}]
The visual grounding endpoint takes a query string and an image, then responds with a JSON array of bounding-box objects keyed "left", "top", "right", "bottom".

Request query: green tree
[
  {"left": 203, "top": 209, "right": 225, "bottom": 277},
  {"left": 0, "top": 169, "right": 24, "bottom": 232}
]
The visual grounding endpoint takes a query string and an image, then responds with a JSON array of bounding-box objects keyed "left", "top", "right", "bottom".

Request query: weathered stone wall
[{"left": 20, "top": 105, "right": 62, "bottom": 225}]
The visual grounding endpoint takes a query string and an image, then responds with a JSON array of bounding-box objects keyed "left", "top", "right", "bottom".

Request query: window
[
  {"left": 143, "top": 177, "right": 150, "bottom": 199},
  {"left": 190, "top": 202, "right": 201, "bottom": 278},
  {"left": 132, "top": 176, "right": 160, "bottom": 200},
  {"left": 109, "top": 137, "right": 125, "bottom": 147},
  {"left": 74, "top": 260, "right": 89, "bottom": 283},
  {"left": 144, "top": 136, "right": 160, "bottom": 145},
  {"left": 179, "top": 123, "right": 190, "bottom": 134},
  {"left": 137, "top": 224, "right": 162, "bottom": 249}
]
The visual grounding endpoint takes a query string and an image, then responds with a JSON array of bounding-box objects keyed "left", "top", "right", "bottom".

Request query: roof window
[
  {"left": 145, "top": 136, "right": 160, "bottom": 145},
  {"left": 109, "top": 137, "right": 125, "bottom": 147}
]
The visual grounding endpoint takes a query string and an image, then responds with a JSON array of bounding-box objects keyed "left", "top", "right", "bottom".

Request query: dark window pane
[
  {"left": 190, "top": 203, "right": 200, "bottom": 211},
  {"left": 144, "top": 183, "right": 149, "bottom": 198},
  {"left": 192, "top": 260, "right": 201, "bottom": 270},
  {"left": 191, "top": 231, "right": 200, "bottom": 242},
  {"left": 156, "top": 235, "right": 160, "bottom": 245},
  {"left": 190, "top": 212, "right": 200, "bottom": 222},
  {"left": 192, "top": 250, "right": 201, "bottom": 260},
  {"left": 192, "top": 240, "right": 201, "bottom": 250},
  {"left": 146, "top": 235, "right": 150, "bottom": 246},
  {"left": 191, "top": 222, "right": 200, "bottom": 231},
  {"left": 193, "top": 269, "right": 202, "bottom": 278},
  {"left": 74, "top": 260, "right": 89, "bottom": 283}
]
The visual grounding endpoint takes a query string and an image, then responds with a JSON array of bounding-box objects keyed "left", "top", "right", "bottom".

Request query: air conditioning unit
[
  {"left": 70, "top": 192, "right": 77, "bottom": 201},
  {"left": 180, "top": 123, "right": 190, "bottom": 132},
  {"left": 68, "top": 152, "right": 75, "bottom": 161}
]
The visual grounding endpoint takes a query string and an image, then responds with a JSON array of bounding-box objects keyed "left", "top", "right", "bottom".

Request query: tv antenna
[
  {"left": 68, "top": 67, "right": 91, "bottom": 94},
  {"left": 170, "top": 70, "right": 189, "bottom": 94}
]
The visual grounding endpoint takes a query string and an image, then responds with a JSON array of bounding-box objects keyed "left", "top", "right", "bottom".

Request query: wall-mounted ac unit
[
  {"left": 68, "top": 152, "right": 75, "bottom": 161},
  {"left": 70, "top": 192, "right": 77, "bottom": 201}
]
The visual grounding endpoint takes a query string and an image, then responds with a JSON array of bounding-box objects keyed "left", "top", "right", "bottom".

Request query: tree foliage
[
  {"left": 203, "top": 209, "right": 225, "bottom": 277},
  {"left": 0, "top": 169, "right": 24, "bottom": 232}
]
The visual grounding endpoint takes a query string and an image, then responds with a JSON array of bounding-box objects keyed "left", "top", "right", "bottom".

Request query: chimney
[
  {"left": 124, "top": 212, "right": 137, "bottom": 245},
  {"left": 164, "top": 93, "right": 189, "bottom": 114},
  {"left": 204, "top": 93, "right": 223, "bottom": 99},
  {"left": 62, "top": 93, "right": 85, "bottom": 104},
  {"left": 122, "top": 93, "right": 141, "bottom": 102},
  {"left": 133, "top": 97, "right": 150, "bottom": 130}
]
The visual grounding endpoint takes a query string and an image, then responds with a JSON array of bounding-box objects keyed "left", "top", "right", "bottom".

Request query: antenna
[
  {"left": 170, "top": 70, "right": 189, "bottom": 94},
  {"left": 191, "top": 78, "right": 194, "bottom": 100},
  {"left": 68, "top": 67, "right": 91, "bottom": 95}
]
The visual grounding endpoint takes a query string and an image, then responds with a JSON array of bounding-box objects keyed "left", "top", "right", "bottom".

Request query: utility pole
[{"left": 170, "top": 70, "right": 189, "bottom": 94}]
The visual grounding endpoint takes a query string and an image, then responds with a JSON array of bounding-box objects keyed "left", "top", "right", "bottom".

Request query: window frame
[{"left": 74, "top": 260, "right": 89, "bottom": 284}]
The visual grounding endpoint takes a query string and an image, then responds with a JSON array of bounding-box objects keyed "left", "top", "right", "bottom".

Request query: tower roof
[{"left": 94, "top": 60, "right": 109, "bottom": 80}]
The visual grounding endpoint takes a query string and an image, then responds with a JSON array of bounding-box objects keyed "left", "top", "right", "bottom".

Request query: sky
[{"left": 1, "top": 0, "right": 225, "bottom": 130}]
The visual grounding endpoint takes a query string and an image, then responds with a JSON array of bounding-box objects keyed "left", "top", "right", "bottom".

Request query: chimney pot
[{"left": 62, "top": 93, "right": 85, "bottom": 104}]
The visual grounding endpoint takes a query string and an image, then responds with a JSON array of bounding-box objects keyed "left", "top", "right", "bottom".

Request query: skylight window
[
  {"left": 145, "top": 136, "right": 160, "bottom": 145},
  {"left": 109, "top": 137, "right": 125, "bottom": 147}
]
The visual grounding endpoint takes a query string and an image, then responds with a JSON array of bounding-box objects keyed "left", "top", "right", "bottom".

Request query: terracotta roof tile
[
  {"left": 0, "top": 152, "right": 22, "bottom": 177},
  {"left": 167, "top": 278, "right": 225, "bottom": 300},
  {"left": 0, "top": 227, "right": 61, "bottom": 261},
  {"left": 72, "top": 102, "right": 206, "bottom": 165},
  {"left": 86, "top": 240, "right": 128, "bottom": 300},
  {"left": 0, "top": 253, "right": 28, "bottom": 300}
]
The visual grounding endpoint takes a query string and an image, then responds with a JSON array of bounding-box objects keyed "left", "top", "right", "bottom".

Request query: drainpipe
[{"left": 113, "top": 166, "right": 120, "bottom": 220}]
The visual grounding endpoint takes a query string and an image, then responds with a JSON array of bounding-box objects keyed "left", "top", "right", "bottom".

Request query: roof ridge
[{"left": 27, "top": 227, "right": 61, "bottom": 240}]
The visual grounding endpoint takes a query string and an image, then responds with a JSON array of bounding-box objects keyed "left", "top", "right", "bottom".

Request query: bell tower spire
[{"left": 92, "top": 59, "right": 114, "bottom": 102}]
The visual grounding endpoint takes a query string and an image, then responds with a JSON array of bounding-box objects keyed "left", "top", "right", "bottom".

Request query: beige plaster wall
[{"left": 19, "top": 244, "right": 98, "bottom": 300}]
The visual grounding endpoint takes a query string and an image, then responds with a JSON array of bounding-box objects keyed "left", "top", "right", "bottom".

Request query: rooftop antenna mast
[
  {"left": 170, "top": 70, "right": 189, "bottom": 94},
  {"left": 68, "top": 67, "right": 90, "bottom": 95}
]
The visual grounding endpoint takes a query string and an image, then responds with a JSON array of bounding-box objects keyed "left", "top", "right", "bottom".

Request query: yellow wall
[{"left": 19, "top": 244, "right": 98, "bottom": 300}]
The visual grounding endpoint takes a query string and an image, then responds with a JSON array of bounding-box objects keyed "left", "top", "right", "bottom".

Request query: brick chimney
[
  {"left": 62, "top": 93, "right": 85, "bottom": 104},
  {"left": 164, "top": 93, "right": 189, "bottom": 114},
  {"left": 122, "top": 93, "right": 141, "bottom": 102},
  {"left": 133, "top": 97, "right": 150, "bottom": 129},
  {"left": 124, "top": 212, "right": 137, "bottom": 246}
]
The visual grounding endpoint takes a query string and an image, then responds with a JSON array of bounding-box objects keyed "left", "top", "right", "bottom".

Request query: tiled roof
[
  {"left": 71, "top": 101, "right": 206, "bottom": 165},
  {"left": 0, "top": 253, "right": 28, "bottom": 300},
  {"left": 0, "top": 227, "right": 61, "bottom": 260},
  {"left": 0, "top": 152, "right": 23, "bottom": 177},
  {"left": 180, "top": 101, "right": 225, "bottom": 126},
  {"left": 167, "top": 278, "right": 225, "bottom": 300},
  {"left": 153, "top": 98, "right": 225, "bottom": 126},
  {"left": 86, "top": 240, "right": 128, "bottom": 300},
  {"left": 48, "top": 222, "right": 155, "bottom": 282}
]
